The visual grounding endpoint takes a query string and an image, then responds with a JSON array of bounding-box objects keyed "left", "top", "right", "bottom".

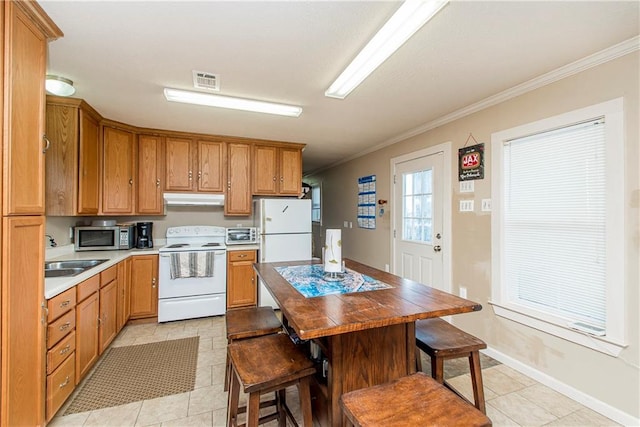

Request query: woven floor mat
[{"left": 64, "top": 336, "right": 199, "bottom": 415}]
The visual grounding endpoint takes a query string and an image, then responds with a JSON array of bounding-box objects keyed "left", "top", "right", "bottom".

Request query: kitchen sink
[{"left": 44, "top": 259, "right": 108, "bottom": 278}]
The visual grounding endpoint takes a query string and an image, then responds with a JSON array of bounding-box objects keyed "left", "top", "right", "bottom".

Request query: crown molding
[{"left": 308, "top": 35, "right": 639, "bottom": 176}]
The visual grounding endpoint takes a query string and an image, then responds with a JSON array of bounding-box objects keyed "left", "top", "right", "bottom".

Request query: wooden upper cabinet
[
  {"left": 3, "top": 3, "right": 54, "bottom": 216},
  {"left": 197, "top": 140, "right": 226, "bottom": 193},
  {"left": 45, "top": 97, "right": 101, "bottom": 216},
  {"left": 165, "top": 137, "right": 225, "bottom": 193},
  {"left": 225, "top": 143, "right": 252, "bottom": 216},
  {"left": 102, "top": 126, "right": 135, "bottom": 214},
  {"left": 165, "top": 137, "right": 193, "bottom": 191},
  {"left": 252, "top": 144, "right": 302, "bottom": 196},
  {"left": 137, "top": 135, "right": 164, "bottom": 214}
]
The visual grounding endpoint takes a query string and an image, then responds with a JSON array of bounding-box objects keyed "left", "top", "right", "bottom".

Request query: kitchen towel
[
  {"left": 170, "top": 252, "right": 215, "bottom": 279},
  {"left": 324, "top": 229, "right": 342, "bottom": 273}
]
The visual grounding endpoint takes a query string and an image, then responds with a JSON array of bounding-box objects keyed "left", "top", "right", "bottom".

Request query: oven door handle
[{"left": 159, "top": 251, "right": 226, "bottom": 258}]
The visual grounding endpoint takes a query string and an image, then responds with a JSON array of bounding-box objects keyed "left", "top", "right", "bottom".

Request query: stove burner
[
  {"left": 166, "top": 243, "right": 189, "bottom": 249},
  {"left": 201, "top": 242, "right": 221, "bottom": 247}
]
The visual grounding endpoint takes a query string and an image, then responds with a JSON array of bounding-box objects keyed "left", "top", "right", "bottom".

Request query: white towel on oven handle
[{"left": 169, "top": 251, "right": 215, "bottom": 279}]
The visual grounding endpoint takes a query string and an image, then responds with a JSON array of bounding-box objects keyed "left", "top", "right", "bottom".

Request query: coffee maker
[{"left": 136, "top": 222, "right": 153, "bottom": 249}]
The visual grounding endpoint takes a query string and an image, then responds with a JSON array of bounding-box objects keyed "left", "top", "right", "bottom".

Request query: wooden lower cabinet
[
  {"left": 117, "top": 258, "right": 132, "bottom": 331},
  {"left": 99, "top": 279, "right": 118, "bottom": 353},
  {"left": 45, "top": 287, "right": 76, "bottom": 421},
  {"left": 75, "top": 291, "right": 99, "bottom": 384},
  {"left": 227, "top": 250, "right": 258, "bottom": 309},
  {"left": 130, "top": 255, "right": 159, "bottom": 319},
  {"left": 1, "top": 216, "right": 47, "bottom": 426}
]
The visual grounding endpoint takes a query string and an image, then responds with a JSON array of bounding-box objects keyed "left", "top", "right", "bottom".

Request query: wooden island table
[{"left": 254, "top": 258, "right": 482, "bottom": 427}]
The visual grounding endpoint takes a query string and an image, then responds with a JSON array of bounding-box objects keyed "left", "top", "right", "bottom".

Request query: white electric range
[{"left": 158, "top": 226, "right": 227, "bottom": 322}]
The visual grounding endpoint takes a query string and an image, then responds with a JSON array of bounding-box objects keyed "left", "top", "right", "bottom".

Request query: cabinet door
[
  {"left": 227, "top": 250, "right": 257, "bottom": 309},
  {"left": 45, "top": 103, "right": 78, "bottom": 215},
  {"left": 1, "top": 216, "right": 46, "bottom": 426},
  {"left": 99, "top": 280, "right": 118, "bottom": 353},
  {"left": 102, "top": 127, "right": 135, "bottom": 214},
  {"left": 279, "top": 147, "right": 302, "bottom": 195},
  {"left": 77, "top": 109, "right": 100, "bottom": 215},
  {"left": 137, "top": 135, "right": 164, "bottom": 214},
  {"left": 130, "top": 255, "right": 158, "bottom": 319},
  {"left": 3, "top": 5, "right": 47, "bottom": 215},
  {"left": 225, "top": 143, "right": 252, "bottom": 216},
  {"left": 75, "top": 291, "right": 99, "bottom": 384},
  {"left": 116, "top": 258, "right": 131, "bottom": 332},
  {"left": 252, "top": 144, "right": 278, "bottom": 195},
  {"left": 197, "top": 140, "right": 225, "bottom": 193},
  {"left": 165, "top": 137, "right": 193, "bottom": 191}
]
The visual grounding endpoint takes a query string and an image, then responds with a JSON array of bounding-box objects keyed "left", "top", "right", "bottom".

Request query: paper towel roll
[{"left": 324, "top": 229, "right": 342, "bottom": 273}]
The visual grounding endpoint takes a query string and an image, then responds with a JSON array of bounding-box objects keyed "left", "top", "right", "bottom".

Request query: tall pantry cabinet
[{"left": 0, "top": 1, "right": 62, "bottom": 426}]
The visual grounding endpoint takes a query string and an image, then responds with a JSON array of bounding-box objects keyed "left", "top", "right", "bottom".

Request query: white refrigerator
[{"left": 255, "top": 198, "right": 312, "bottom": 307}]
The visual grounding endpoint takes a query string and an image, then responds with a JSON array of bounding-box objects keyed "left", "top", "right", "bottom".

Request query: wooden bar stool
[
  {"left": 340, "top": 372, "right": 491, "bottom": 427},
  {"left": 227, "top": 333, "right": 316, "bottom": 427},
  {"left": 415, "top": 317, "right": 487, "bottom": 413},
  {"left": 225, "top": 307, "right": 283, "bottom": 391}
]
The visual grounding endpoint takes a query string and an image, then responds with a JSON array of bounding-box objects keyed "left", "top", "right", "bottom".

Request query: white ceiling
[{"left": 40, "top": 1, "right": 639, "bottom": 174}]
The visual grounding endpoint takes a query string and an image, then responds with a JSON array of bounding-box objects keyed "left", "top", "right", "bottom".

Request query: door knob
[{"left": 433, "top": 245, "right": 442, "bottom": 252}]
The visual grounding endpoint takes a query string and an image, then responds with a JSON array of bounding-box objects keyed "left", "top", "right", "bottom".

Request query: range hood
[{"left": 163, "top": 193, "right": 225, "bottom": 206}]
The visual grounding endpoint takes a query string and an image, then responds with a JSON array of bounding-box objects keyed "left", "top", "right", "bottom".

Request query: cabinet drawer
[
  {"left": 47, "top": 331, "right": 76, "bottom": 374},
  {"left": 47, "top": 309, "right": 76, "bottom": 349},
  {"left": 47, "top": 288, "right": 76, "bottom": 322},
  {"left": 228, "top": 250, "right": 256, "bottom": 262},
  {"left": 101, "top": 265, "right": 117, "bottom": 287},
  {"left": 46, "top": 352, "right": 76, "bottom": 421},
  {"left": 77, "top": 274, "right": 100, "bottom": 302}
]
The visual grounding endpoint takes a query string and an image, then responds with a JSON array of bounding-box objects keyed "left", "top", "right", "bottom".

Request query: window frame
[
  {"left": 490, "top": 98, "right": 626, "bottom": 356},
  {"left": 311, "top": 182, "right": 322, "bottom": 225}
]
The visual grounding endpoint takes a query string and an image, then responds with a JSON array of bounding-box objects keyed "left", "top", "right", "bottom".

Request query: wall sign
[
  {"left": 458, "top": 143, "right": 484, "bottom": 181},
  {"left": 357, "top": 175, "right": 376, "bottom": 229}
]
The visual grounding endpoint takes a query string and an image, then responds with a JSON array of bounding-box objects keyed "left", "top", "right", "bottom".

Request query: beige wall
[{"left": 307, "top": 52, "right": 639, "bottom": 421}]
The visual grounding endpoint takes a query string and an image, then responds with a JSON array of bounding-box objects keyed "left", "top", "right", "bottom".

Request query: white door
[
  {"left": 393, "top": 151, "right": 445, "bottom": 291},
  {"left": 260, "top": 199, "right": 311, "bottom": 234}
]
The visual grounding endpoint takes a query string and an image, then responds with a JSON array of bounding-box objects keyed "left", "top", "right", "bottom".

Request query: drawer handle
[
  {"left": 238, "top": 254, "right": 247, "bottom": 258},
  {"left": 59, "top": 345, "right": 71, "bottom": 355},
  {"left": 59, "top": 300, "right": 70, "bottom": 308},
  {"left": 59, "top": 376, "right": 70, "bottom": 389},
  {"left": 59, "top": 322, "right": 71, "bottom": 331}
]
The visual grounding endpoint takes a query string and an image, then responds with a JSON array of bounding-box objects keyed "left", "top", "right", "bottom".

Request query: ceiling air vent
[{"left": 192, "top": 70, "right": 220, "bottom": 91}]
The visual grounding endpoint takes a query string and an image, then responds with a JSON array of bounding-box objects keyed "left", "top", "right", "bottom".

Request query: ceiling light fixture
[
  {"left": 325, "top": 0, "right": 449, "bottom": 99},
  {"left": 163, "top": 88, "right": 302, "bottom": 118},
  {"left": 45, "top": 75, "right": 76, "bottom": 96}
]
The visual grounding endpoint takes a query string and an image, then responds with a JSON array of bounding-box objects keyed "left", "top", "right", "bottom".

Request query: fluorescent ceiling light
[
  {"left": 164, "top": 88, "right": 302, "bottom": 117},
  {"left": 325, "top": 0, "right": 449, "bottom": 99},
  {"left": 45, "top": 75, "right": 76, "bottom": 96}
]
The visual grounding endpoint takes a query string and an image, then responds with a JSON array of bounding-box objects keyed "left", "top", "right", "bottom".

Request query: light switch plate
[
  {"left": 459, "top": 200, "right": 474, "bottom": 212},
  {"left": 481, "top": 199, "right": 492, "bottom": 212},
  {"left": 460, "top": 181, "right": 474, "bottom": 193}
]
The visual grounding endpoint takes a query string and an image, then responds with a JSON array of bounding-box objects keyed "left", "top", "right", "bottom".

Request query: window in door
[
  {"left": 490, "top": 98, "right": 625, "bottom": 356},
  {"left": 402, "top": 170, "right": 433, "bottom": 243}
]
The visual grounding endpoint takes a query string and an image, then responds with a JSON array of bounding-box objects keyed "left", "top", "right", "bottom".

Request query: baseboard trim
[{"left": 482, "top": 347, "right": 639, "bottom": 427}]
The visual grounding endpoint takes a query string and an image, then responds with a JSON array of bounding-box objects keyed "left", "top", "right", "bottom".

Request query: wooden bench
[
  {"left": 340, "top": 372, "right": 492, "bottom": 427},
  {"left": 415, "top": 317, "right": 487, "bottom": 413},
  {"left": 227, "top": 333, "right": 315, "bottom": 427},
  {"left": 224, "top": 307, "right": 283, "bottom": 391}
]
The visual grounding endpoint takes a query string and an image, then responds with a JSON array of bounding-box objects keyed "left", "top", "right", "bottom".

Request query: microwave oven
[
  {"left": 225, "top": 227, "right": 257, "bottom": 245},
  {"left": 74, "top": 224, "right": 135, "bottom": 251}
]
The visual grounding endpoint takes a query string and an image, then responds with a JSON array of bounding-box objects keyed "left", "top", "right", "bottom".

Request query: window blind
[{"left": 503, "top": 118, "right": 606, "bottom": 328}]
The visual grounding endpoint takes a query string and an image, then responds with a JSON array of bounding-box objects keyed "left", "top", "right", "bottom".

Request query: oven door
[{"left": 158, "top": 250, "right": 227, "bottom": 298}]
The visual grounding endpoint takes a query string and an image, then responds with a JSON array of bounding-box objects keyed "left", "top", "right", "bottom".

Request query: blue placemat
[{"left": 275, "top": 264, "right": 393, "bottom": 298}]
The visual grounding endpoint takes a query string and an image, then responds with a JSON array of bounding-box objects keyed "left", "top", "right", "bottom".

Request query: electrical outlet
[
  {"left": 481, "top": 199, "right": 492, "bottom": 212},
  {"left": 343, "top": 221, "right": 348, "bottom": 227},
  {"left": 349, "top": 222, "right": 353, "bottom": 229},
  {"left": 459, "top": 200, "right": 474, "bottom": 212},
  {"left": 69, "top": 227, "right": 74, "bottom": 239},
  {"left": 459, "top": 181, "right": 474, "bottom": 193}
]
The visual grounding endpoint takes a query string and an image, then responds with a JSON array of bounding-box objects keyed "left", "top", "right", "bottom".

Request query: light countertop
[{"left": 45, "top": 245, "right": 159, "bottom": 299}]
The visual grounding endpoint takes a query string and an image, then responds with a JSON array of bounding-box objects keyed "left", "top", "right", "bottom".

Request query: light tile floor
[{"left": 49, "top": 316, "right": 621, "bottom": 427}]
